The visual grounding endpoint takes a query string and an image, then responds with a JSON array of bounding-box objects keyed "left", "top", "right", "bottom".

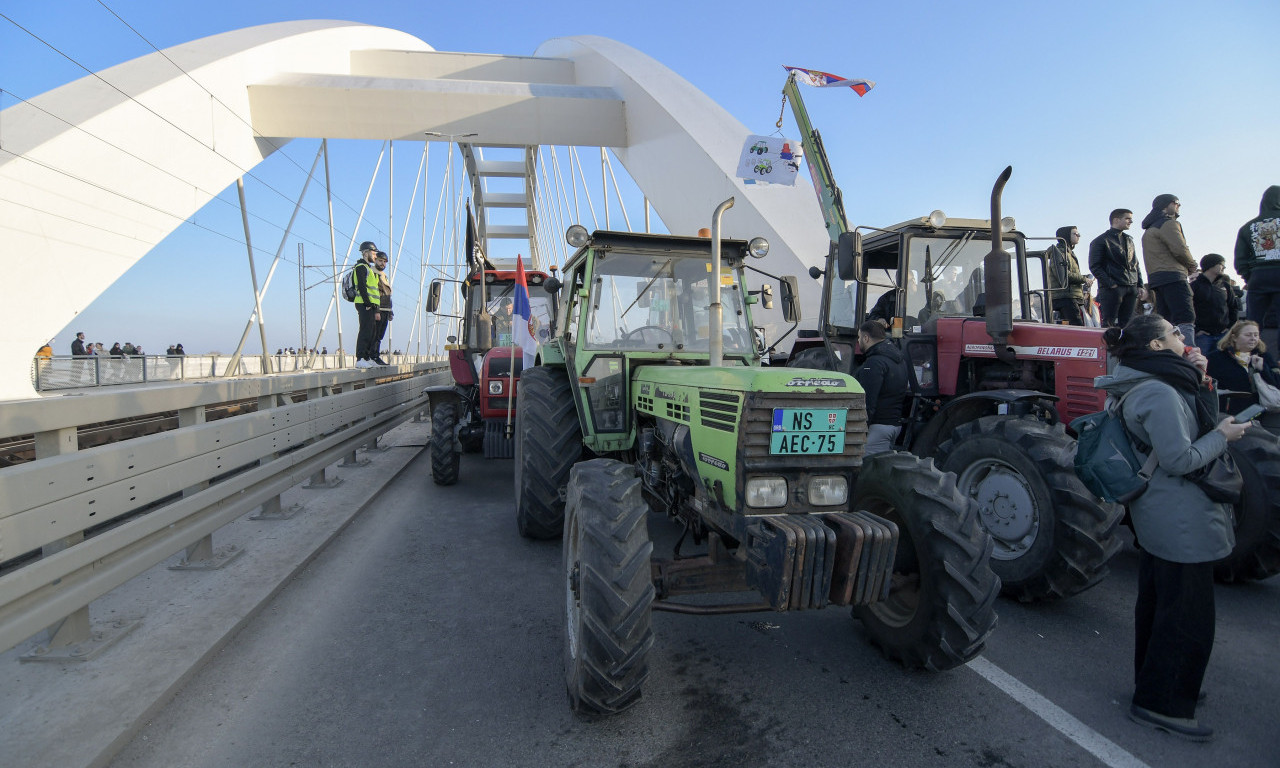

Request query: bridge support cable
[
  {"left": 385, "top": 142, "right": 429, "bottom": 356},
  {"left": 230, "top": 179, "right": 273, "bottom": 375},
  {"left": 307, "top": 141, "right": 387, "bottom": 364},
  {"left": 407, "top": 144, "right": 431, "bottom": 359},
  {"left": 569, "top": 148, "right": 599, "bottom": 230},
  {"left": 226, "top": 143, "right": 324, "bottom": 375},
  {"left": 412, "top": 143, "right": 454, "bottom": 358},
  {"left": 603, "top": 149, "right": 633, "bottom": 232},
  {"left": 536, "top": 147, "right": 569, "bottom": 270}
]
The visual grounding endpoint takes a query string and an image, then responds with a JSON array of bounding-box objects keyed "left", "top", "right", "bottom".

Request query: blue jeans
[{"left": 1195, "top": 332, "right": 1223, "bottom": 357}]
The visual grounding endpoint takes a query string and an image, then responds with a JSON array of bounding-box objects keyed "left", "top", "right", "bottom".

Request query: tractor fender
[
  {"left": 908, "top": 389, "right": 1058, "bottom": 457},
  {"left": 424, "top": 386, "right": 463, "bottom": 416}
]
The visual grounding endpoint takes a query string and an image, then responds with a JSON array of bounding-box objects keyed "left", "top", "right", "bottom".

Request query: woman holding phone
[{"left": 1095, "top": 313, "right": 1251, "bottom": 741}]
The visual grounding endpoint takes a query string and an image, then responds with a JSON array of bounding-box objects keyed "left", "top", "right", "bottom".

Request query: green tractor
[{"left": 513, "top": 200, "right": 1000, "bottom": 716}]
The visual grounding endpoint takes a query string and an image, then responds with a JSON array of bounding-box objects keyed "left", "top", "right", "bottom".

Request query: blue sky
[{"left": 3, "top": 0, "right": 1276, "bottom": 354}]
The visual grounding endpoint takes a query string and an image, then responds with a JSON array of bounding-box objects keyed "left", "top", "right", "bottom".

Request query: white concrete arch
[
  {"left": 0, "top": 24, "right": 828, "bottom": 401},
  {"left": 533, "top": 36, "right": 827, "bottom": 293},
  {"left": 0, "top": 21, "right": 434, "bottom": 401}
]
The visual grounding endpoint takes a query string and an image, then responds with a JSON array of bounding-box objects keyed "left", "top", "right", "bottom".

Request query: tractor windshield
[
  {"left": 466, "top": 280, "right": 555, "bottom": 348},
  {"left": 585, "top": 251, "right": 753, "bottom": 353}
]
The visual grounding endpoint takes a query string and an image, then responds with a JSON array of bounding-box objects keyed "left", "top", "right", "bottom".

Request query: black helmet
[{"left": 359, "top": 240, "right": 378, "bottom": 252}]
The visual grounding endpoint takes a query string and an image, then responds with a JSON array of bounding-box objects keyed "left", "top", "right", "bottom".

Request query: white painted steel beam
[{"left": 247, "top": 75, "right": 626, "bottom": 145}]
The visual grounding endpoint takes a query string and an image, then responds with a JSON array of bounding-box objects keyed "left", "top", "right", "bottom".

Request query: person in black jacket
[
  {"left": 1089, "top": 208, "right": 1144, "bottom": 327},
  {"left": 854, "top": 321, "right": 907, "bottom": 455},
  {"left": 1191, "top": 253, "right": 1239, "bottom": 355},
  {"left": 1236, "top": 186, "right": 1280, "bottom": 350},
  {"left": 1206, "top": 320, "right": 1280, "bottom": 416}
]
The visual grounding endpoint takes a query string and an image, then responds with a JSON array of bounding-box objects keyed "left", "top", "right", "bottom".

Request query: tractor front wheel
[
  {"left": 563, "top": 459, "right": 654, "bottom": 715},
  {"left": 1216, "top": 431, "right": 1280, "bottom": 582},
  {"left": 935, "top": 416, "right": 1123, "bottom": 601},
  {"left": 851, "top": 452, "right": 999, "bottom": 671},
  {"left": 515, "top": 366, "right": 582, "bottom": 539},
  {"left": 429, "top": 401, "right": 460, "bottom": 486}
]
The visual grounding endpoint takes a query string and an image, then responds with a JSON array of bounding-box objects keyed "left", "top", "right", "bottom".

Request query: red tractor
[{"left": 425, "top": 264, "right": 554, "bottom": 485}]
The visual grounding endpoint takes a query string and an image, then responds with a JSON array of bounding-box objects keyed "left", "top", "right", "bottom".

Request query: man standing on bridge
[
  {"left": 353, "top": 241, "right": 382, "bottom": 369},
  {"left": 372, "top": 250, "right": 392, "bottom": 366},
  {"left": 1089, "top": 208, "right": 1143, "bottom": 327}
]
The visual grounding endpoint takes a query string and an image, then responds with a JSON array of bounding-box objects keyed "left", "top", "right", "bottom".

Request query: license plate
[{"left": 770, "top": 408, "right": 846, "bottom": 455}]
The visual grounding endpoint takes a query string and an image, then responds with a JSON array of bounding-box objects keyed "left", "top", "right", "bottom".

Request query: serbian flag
[
  {"left": 512, "top": 255, "right": 538, "bottom": 366},
  {"left": 783, "top": 66, "right": 875, "bottom": 96}
]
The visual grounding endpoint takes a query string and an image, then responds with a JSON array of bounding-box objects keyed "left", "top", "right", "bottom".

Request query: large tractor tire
[
  {"left": 514, "top": 366, "right": 582, "bottom": 540},
  {"left": 934, "top": 415, "right": 1123, "bottom": 602},
  {"left": 1216, "top": 431, "right": 1280, "bottom": 583},
  {"left": 851, "top": 452, "right": 999, "bottom": 671},
  {"left": 430, "top": 401, "right": 460, "bottom": 486},
  {"left": 563, "top": 459, "right": 654, "bottom": 715}
]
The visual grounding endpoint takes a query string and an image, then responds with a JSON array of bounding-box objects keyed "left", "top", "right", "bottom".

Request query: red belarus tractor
[{"left": 425, "top": 264, "right": 553, "bottom": 485}]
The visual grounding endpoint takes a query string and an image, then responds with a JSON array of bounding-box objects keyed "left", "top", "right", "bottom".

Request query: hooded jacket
[
  {"left": 1141, "top": 212, "right": 1197, "bottom": 280},
  {"left": 1234, "top": 185, "right": 1280, "bottom": 282},
  {"left": 1047, "top": 227, "right": 1086, "bottom": 301},
  {"left": 853, "top": 340, "right": 907, "bottom": 426},
  {"left": 1094, "top": 365, "right": 1233, "bottom": 563}
]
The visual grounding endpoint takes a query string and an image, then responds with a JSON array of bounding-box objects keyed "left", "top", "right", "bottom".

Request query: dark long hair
[{"left": 1102, "top": 313, "right": 1168, "bottom": 359}]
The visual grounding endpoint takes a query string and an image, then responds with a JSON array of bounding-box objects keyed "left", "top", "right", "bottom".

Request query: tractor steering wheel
[{"left": 621, "top": 325, "right": 674, "bottom": 346}]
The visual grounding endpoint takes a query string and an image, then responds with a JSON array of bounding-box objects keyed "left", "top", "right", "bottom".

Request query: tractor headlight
[
  {"left": 566, "top": 225, "right": 590, "bottom": 248},
  {"left": 746, "top": 477, "right": 787, "bottom": 508},
  {"left": 807, "top": 475, "right": 848, "bottom": 506},
  {"left": 748, "top": 237, "right": 770, "bottom": 259},
  {"left": 488, "top": 380, "right": 503, "bottom": 395}
]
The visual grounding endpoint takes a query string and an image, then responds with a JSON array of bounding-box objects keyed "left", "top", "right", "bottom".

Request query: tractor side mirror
[
  {"left": 760, "top": 283, "right": 774, "bottom": 310},
  {"left": 426, "top": 281, "right": 442, "bottom": 313},
  {"left": 543, "top": 276, "right": 562, "bottom": 295},
  {"left": 779, "top": 276, "right": 801, "bottom": 323},
  {"left": 476, "top": 313, "right": 493, "bottom": 351},
  {"left": 837, "top": 231, "right": 862, "bottom": 281}
]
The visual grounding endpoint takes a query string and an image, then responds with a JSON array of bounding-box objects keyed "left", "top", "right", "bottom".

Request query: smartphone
[{"left": 1233, "top": 404, "right": 1266, "bottom": 423}]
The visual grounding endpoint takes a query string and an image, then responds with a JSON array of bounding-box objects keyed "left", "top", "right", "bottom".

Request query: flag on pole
[
  {"left": 465, "top": 201, "right": 483, "bottom": 270},
  {"left": 783, "top": 66, "right": 875, "bottom": 96},
  {"left": 512, "top": 255, "right": 538, "bottom": 367}
]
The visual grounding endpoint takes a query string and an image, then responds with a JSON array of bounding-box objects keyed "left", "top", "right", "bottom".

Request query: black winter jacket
[
  {"left": 1191, "top": 273, "right": 1239, "bottom": 335},
  {"left": 854, "top": 340, "right": 908, "bottom": 426},
  {"left": 1235, "top": 185, "right": 1280, "bottom": 282},
  {"left": 1206, "top": 347, "right": 1280, "bottom": 415},
  {"left": 1088, "top": 228, "right": 1142, "bottom": 288}
]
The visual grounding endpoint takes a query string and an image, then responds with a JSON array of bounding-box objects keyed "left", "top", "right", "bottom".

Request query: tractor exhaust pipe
[
  {"left": 709, "top": 197, "right": 735, "bottom": 368},
  {"left": 984, "top": 166, "right": 1015, "bottom": 363}
]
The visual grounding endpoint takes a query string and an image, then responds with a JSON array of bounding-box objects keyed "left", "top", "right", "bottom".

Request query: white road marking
[{"left": 968, "top": 656, "right": 1152, "bottom": 768}]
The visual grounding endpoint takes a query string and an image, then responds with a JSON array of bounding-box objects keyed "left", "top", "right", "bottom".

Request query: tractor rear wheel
[
  {"left": 935, "top": 416, "right": 1123, "bottom": 601},
  {"left": 515, "top": 366, "right": 582, "bottom": 539},
  {"left": 851, "top": 452, "right": 999, "bottom": 671},
  {"left": 563, "top": 459, "right": 654, "bottom": 715},
  {"left": 430, "top": 401, "right": 460, "bottom": 486},
  {"left": 1216, "top": 431, "right": 1280, "bottom": 582}
]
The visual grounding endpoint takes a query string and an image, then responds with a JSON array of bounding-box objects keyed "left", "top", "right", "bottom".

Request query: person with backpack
[
  {"left": 1093, "top": 314, "right": 1250, "bottom": 741},
  {"left": 351, "top": 241, "right": 381, "bottom": 369}
]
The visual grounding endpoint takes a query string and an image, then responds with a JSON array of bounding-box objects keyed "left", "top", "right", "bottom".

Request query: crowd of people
[{"left": 37, "top": 334, "right": 190, "bottom": 359}]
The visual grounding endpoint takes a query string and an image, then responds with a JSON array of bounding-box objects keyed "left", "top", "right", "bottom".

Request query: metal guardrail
[
  {"left": 0, "top": 362, "right": 450, "bottom": 658},
  {"left": 31, "top": 353, "right": 438, "bottom": 391}
]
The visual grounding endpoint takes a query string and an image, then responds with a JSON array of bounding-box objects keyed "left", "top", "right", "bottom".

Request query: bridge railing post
[
  {"left": 22, "top": 427, "right": 141, "bottom": 662},
  {"left": 169, "top": 405, "right": 244, "bottom": 570},
  {"left": 251, "top": 394, "right": 303, "bottom": 519}
]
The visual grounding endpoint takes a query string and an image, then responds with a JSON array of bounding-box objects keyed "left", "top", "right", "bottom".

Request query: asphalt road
[{"left": 109, "top": 449, "right": 1280, "bottom": 768}]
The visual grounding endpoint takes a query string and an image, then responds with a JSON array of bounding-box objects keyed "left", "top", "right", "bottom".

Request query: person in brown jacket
[{"left": 1142, "top": 194, "right": 1198, "bottom": 341}]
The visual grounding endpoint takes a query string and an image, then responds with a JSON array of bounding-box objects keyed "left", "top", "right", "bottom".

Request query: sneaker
[
  {"left": 355, "top": 359, "right": 371, "bottom": 369},
  {"left": 374, "top": 357, "right": 389, "bottom": 366},
  {"left": 1128, "top": 704, "right": 1213, "bottom": 742}
]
